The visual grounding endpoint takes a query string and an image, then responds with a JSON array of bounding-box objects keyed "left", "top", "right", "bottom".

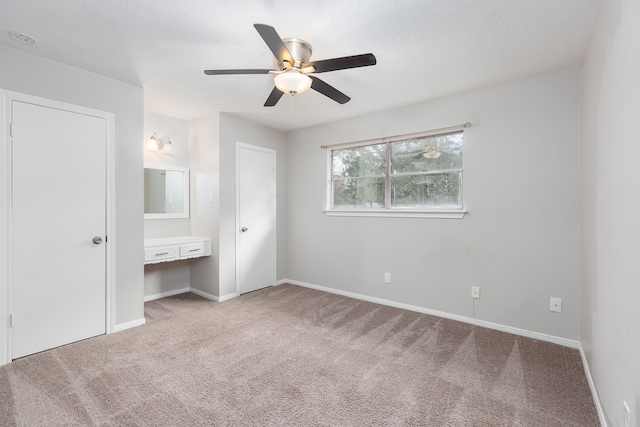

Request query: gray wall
[
  {"left": 0, "top": 44, "right": 144, "bottom": 326},
  {"left": 581, "top": 0, "right": 640, "bottom": 425},
  {"left": 218, "top": 113, "right": 288, "bottom": 298},
  {"left": 286, "top": 68, "right": 581, "bottom": 339}
]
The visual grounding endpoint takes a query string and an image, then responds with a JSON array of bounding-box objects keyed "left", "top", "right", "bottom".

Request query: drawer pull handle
[
  {"left": 188, "top": 248, "right": 201, "bottom": 252},
  {"left": 155, "top": 252, "right": 169, "bottom": 256}
]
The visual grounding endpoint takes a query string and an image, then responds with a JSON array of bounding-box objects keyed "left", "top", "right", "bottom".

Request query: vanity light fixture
[{"left": 146, "top": 132, "right": 173, "bottom": 155}]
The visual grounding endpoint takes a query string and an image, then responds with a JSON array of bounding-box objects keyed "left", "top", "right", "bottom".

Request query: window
[{"left": 328, "top": 129, "right": 465, "bottom": 217}]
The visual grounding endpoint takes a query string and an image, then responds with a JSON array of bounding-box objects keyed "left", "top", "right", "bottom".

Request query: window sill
[{"left": 324, "top": 209, "right": 467, "bottom": 219}]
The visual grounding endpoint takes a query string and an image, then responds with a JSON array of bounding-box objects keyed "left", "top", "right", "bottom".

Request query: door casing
[{"left": 0, "top": 90, "right": 116, "bottom": 366}]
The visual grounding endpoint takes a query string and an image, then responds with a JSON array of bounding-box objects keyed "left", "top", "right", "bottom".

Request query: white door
[
  {"left": 11, "top": 100, "right": 107, "bottom": 359},
  {"left": 236, "top": 143, "right": 276, "bottom": 294}
]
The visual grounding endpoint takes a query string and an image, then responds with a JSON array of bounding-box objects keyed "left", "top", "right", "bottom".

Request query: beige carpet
[{"left": 0, "top": 284, "right": 599, "bottom": 426}]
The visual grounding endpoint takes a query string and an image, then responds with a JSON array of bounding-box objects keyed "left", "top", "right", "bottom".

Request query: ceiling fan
[
  {"left": 204, "top": 24, "right": 377, "bottom": 107},
  {"left": 395, "top": 144, "right": 442, "bottom": 160}
]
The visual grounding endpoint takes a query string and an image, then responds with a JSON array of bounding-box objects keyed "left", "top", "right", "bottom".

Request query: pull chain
[{"left": 289, "top": 93, "right": 295, "bottom": 118}]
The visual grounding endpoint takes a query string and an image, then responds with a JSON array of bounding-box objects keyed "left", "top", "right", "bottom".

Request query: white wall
[
  {"left": 581, "top": 0, "right": 640, "bottom": 425},
  {"left": 188, "top": 113, "right": 221, "bottom": 297},
  {"left": 143, "top": 111, "right": 190, "bottom": 298},
  {"left": 286, "top": 68, "right": 581, "bottom": 339},
  {"left": 0, "top": 44, "right": 144, "bottom": 326},
  {"left": 219, "top": 113, "right": 287, "bottom": 298}
]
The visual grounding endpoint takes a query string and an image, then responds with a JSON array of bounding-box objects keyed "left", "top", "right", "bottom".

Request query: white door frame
[
  {"left": 235, "top": 141, "right": 276, "bottom": 295},
  {"left": 0, "top": 90, "right": 116, "bottom": 366}
]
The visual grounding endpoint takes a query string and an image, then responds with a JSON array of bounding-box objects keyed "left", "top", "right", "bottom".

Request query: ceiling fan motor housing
[{"left": 282, "top": 38, "right": 312, "bottom": 69}]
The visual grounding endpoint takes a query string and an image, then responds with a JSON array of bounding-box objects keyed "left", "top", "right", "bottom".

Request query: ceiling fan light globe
[
  {"left": 423, "top": 150, "right": 441, "bottom": 159},
  {"left": 274, "top": 72, "right": 312, "bottom": 96}
]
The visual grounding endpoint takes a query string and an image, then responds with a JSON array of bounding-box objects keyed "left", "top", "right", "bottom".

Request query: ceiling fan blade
[
  {"left": 309, "top": 76, "right": 350, "bottom": 104},
  {"left": 204, "top": 69, "right": 273, "bottom": 75},
  {"left": 306, "top": 53, "right": 377, "bottom": 73},
  {"left": 253, "top": 24, "right": 294, "bottom": 65},
  {"left": 264, "top": 87, "right": 284, "bottom": 107}
]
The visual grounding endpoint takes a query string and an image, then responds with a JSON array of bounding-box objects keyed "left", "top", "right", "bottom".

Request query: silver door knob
[
  {"left": 241, "top": 227, "right": 248, "bottom": 232},
  {"left": 92, "top": 236, "right": 103, "bottom": 244}
]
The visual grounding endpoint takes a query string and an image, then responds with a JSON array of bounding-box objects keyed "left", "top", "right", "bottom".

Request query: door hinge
[
  {"left": 9, "top": 314, "right": 13, "bottom": 327},
  {"left": 9, "top": 123, "right": 13, "bottom": 138}
]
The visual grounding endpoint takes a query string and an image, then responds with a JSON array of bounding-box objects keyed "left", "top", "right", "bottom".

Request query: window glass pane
[
  {"left": 390, "top": 172, "right": 461, "bottom": 208},
  {"left": 332, "top": 143, "right": 386, "bottom": 178},
  {"left": 333, "top": 177, "right": 385, "bottom": 208},
  {"left": 390, "top": 132, "right": 463, "bottom": 174}
]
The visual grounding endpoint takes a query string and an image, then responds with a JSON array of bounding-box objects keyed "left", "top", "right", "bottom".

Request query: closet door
[
  {"left": 236, "top": 142, "right": 276, "bottom": 295},
  {"left": 11, "top": 100, "right": 107, "bottom": 359}
]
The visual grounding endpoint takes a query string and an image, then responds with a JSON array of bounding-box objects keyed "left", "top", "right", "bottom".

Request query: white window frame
[{"left": 324, "top": 124, "right": 469, "bottom": 219}]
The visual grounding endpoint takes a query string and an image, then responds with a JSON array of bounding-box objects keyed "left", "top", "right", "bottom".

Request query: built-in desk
[{"left": 144, "top": 236, "right": 211, "bottom": 265}]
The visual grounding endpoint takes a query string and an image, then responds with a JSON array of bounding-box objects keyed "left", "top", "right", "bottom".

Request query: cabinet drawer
[
  {"left": 144, "top": 237, "right": 211, "bottom": 265},
  {"left": 180, "top": 243, "right": 205, "bottom": 257},
  {"left": 145, "top": 246, "right": 177, "bottom": 262}
]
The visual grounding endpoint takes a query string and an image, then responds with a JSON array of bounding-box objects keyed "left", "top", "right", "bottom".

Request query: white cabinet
[{"left": 144, "top": 236, "right": 211, "bottom": 265}]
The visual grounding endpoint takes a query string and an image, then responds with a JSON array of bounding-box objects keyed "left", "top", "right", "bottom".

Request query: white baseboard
[
  {"left": 189, "top": 287, "right": 219, "bottom": 301},
  {"left": 578, "top": 344, "right": 608, "bottom": 427},
  {"left": 114, "top": 317, "right": 146, "bottom": 332},
  {"left": 143, "top": 287, "right": 238, "bottom": 303},
  {"left": 144, "top": 287, "right": 190, "bottom": 302},
  {"left": 217, "top": 292, "right": 239, "bottom": 302},
  {"left": 281, "top": 279, "right": 580, "bottom": 349}
]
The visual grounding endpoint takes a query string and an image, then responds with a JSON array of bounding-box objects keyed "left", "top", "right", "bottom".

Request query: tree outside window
[{"left": 330, "top": 131, "right": 463, "bottom": 210}]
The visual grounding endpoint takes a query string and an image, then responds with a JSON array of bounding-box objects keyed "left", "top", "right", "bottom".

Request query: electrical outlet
[
  {"left": 384, "top": 272, "right": 391, "bottom": 283},
  {"left": 623, "top": 401, "right": 631, "bottom": 427},
  {"left": 471, "top": 286, "right": 480, "bottom": 299},
  {"left": 550, "top": 297, "right": 562, "bottom": 313}
]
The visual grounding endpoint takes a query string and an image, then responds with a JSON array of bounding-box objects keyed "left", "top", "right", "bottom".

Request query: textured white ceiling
[{"left": 0, "top": 0, "right": 601, "bottom": 131}]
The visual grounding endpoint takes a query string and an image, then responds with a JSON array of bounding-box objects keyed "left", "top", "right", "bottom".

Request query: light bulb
[
  {"left": 160, "top": 137, "right": 173, "bottom": 156},
  {"left": 146, "top": 133, "right": 159, "bottom": 151}
]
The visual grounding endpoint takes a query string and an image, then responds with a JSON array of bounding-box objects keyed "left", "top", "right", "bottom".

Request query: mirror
[{"left": 144, "top": 164, "right": 189, "bottom": 219}]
